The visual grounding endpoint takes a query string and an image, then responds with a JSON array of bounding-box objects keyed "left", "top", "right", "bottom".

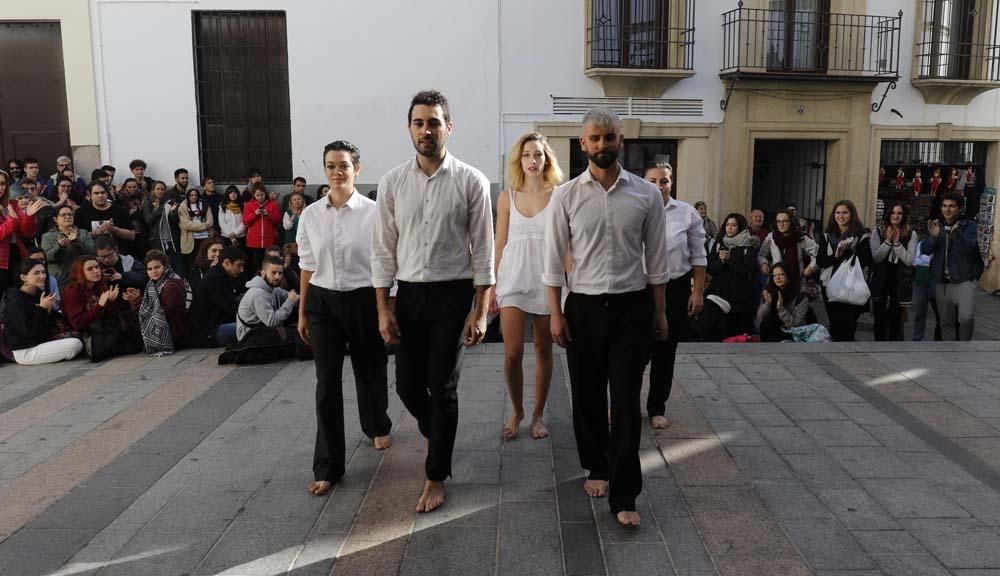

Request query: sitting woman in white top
[
  {"left": 4, "top": 258, "right": 83, "bottom": 365},
  {"left": 491, "top": 132, "right": 563, "bottom": 440}
]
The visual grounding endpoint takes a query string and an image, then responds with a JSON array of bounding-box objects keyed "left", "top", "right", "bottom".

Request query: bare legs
[{"left": 500, "top": 307, "right": 553, "bottom": 439}]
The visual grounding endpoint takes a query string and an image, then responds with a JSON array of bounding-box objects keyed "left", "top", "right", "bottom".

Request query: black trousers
[
  {"left": 307, "top": 286, "right": 392, "bottom": 483},
  {"left": 565, "top": 290, "right": 652, "bottom": 514},
  {"left": 822, "top": 288, "right": 864, "bottom": 342},
  {"left": 647, "top": 272, "right": 691, "bottom": 418},
  {"left": 395, "top": 280, "right": 475, "bottom": 482}
]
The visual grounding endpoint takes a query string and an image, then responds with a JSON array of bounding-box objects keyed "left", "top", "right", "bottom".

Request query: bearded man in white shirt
[
  {"left": 544, "top": 108, "right": 669, "bottom": 527},
  {"left": 372, "top": 90, "right": 495, "bottom": 513}
]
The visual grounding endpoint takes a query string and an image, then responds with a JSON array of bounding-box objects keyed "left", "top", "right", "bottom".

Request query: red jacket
[
  {"left": 242, "top": 199, "right": 281, "bottom": 249},
  {"left": 0, "top": 201, "right": 37, "bottom": 270}
]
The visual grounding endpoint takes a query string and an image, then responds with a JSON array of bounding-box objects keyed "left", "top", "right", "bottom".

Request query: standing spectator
[
  {"left": 131, "top": 250, "right": 187, "bottom": 356},
  {"left": 7, "top": 159, "right": 24, "bottom": 197},
  {"left": 921, "top": 193, "right": 980, "bottom": 341},
  {"left": 94, "top": 235, "right": 147, "bottom": 291},
  {"left": 1, "top": 170, "right": 42, "bottom": 291},
  {"left": 3, "top": 259, "right": 83, "bottom": 365},
  {"left": 543, "top": 108, "right": 667, "bottom": 527},
  {"left": 694, "top": 201, "right": 718, "bottom": 249},
  {"left": 911, "top": 237, "right": 942, "bottom": 341},
  {"left": 282, "top": 177, "right": 313, "bottom": 212},
  {"left": 242, "top": 168, "right": 263, "bottom": 201},
  {"left": 62, "top": 255, "right": 140, "bottom": 360},
  {"left": 748, "top": 209, "right": 768, "bottom": 242},
  {"left": 371, "top": 90, "right": 495, "bottom": 513},
  {"left": 201, "top": 177, "right": 222, "bottom": 232},
  {"left": 129, "top": 159, "right": 154, "bottom": 193},
  {"left": 758, "top": 209, "right": 819, "bottom": 294},
  {"left": 645, "top": 162, "right": 705, "bottom": 429},
  {"left": 282, "top": 191, "right": 306, "bottom": 247},
  {"left": 16, "top": 158, "right": 49, "bottom": 200},
  {"left": 707, "top": 213, "right": 759, "bottom": 337},
  {"left": 178, "top": 188, "right": 214, "bottom": 275},
  {"left": 218, "top": 185, "right": 246, "bottom": 246},
  {"left": 242, "top": 183, "right": 281, "bottom": 272},
  {"left": 817, "top": 200, "right": 872, "bottom": 342},
  {"left": 41, "top": 206, "right": 95, "bottom": 288},
  {"left": 74, "top": 181, "right": 136, "bottom": 256},
  {"left": 143, "top": 181, "right": 183, "bottom": 274},
  {"left": 756, "top": 262, "right": 811, "bottom": 342},
  {"left": 188, "top": 245, "right": 247, "bottom": 347},
  {"left": 316, "top": 185, "right": 330, "bottom": 200},
  {"left": 120, "top": 178, "right": 147, "bottom": 256},
  {"left": 47, "top": 156, "right": 86, "bottom": 199},
  {"left": 168, "top": 168, "right": 189, "bottom": 204},
  {"left": 188, "top": 236, "right": 226, "bottom": 295},
  {"left": 491, "top": 132, "right": 563, "bottom": 440},
  {"left": 870, "top": 203, "right": 918, "bottom": 341}
]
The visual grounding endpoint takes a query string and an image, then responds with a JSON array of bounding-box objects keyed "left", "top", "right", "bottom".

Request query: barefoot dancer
[
  {"left": 492, "top": 133, "right": 563, "bottom": 440},
  {"left": 644, "top": 163, "right": 706, "bottom": 429},
  {"left": 544, "top": 109, "right": 669, "bottom": 527},
  {"left": 372, "top": 90, "right": 494, "bottom": 513},
  {"left": 298, "top": 141, "right": 393, "bottom": 497}
]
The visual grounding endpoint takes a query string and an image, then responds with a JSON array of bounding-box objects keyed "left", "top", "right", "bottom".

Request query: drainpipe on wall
[{"left": 89, "top": 0, "right": 112, "bottom": 166}]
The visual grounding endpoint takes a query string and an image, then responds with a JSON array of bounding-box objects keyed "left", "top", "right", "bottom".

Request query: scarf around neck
[
  {"left": 722, "top": 229, "right": 754, "bottom": 249},
  {"left": 225, "top": 200, "right": 242, "bottom": 214},
  {"left": 139, "top": 269, "right": 181, "bottom": 356},
  {"left": 772, "top": 229, "right": 805, "bottom": 293}
]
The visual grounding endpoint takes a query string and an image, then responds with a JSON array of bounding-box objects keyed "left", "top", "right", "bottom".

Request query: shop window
[{"left": 193, "top": 11, "right": 292, "bottom": 183}]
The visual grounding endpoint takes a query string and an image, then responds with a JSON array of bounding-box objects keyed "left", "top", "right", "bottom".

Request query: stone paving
[{"left": 2, "top": 341, "right": 1000, "bottom": 575}]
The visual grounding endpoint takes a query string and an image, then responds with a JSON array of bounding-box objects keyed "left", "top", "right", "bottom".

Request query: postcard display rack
[{"left": 980, "top": 187, "right": 996, "bottom": 259}]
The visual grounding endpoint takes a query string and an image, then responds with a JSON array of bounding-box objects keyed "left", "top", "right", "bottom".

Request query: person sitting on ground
[
  {"left": 188, "top": 236, "right": 226, "bottom": 295},
  {"left": 4, "top": 259, "right": 84, "bottom": 365},
  {"left": 236, "top": 255, "right": 300, "bottom": 342},
  {"left": 218, "top": 185, "right": 246, "bottom": 246},
  {"left": 129, "top": 250, "right": 187, "bottom": 356},
  {"left": 756, "top": 262, "right": 810, "bottom": 342},
  {"left": 187, "top": 245, "right": 247, "bottom": 347},
  {"left": 706, "top": 212, "right": 759, "bottom": 336},
  {"left": 62, "top": 255, "right": 141, "bottom": 360},
  {"left": 264, "top": 244, "right": 299, "bottom": 290},
  {"left": 25, "top": 247, "right": 61, "bottom": 311},
  {"left": 94, "top": 235, "right": 147, "bottom": 291},
  {"left": 42, "top": 205, "right": 95, "bottom": 289}
]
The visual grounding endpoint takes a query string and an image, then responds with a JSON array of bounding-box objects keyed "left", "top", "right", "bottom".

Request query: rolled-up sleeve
[
  {"left": 686, "top": 209, "right": 708, "bottom": 267},
  {"left": 643, "top": 193, "right": 669, "bottom": 285},
  {"left": 543, "top": 186, "right": 569, "bottom": 287},
  {"left": 371, "top": 175, "right": 398, "bottom": 289},
  {"left": 295, "top": 211, "right": 316, "bottom": 273},
  {"left": 468, "top": 173, "right": 496, "bottom": 286}
]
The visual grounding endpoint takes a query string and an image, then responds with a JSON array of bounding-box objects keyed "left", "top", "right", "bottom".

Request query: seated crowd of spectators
[{"left": 0, "top": 157, "right": 316, "bottom": 365}]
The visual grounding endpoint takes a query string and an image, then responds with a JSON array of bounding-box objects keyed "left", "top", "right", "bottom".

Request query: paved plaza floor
[{"left": 3, "top": 340, "right": 1000, "bottom": 575}]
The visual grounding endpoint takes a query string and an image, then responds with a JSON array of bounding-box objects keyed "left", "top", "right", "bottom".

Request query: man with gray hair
[
  {"left": 543, "top": 108, "right": 669, "bottom": 527},
  {"left": 47, "top": 155, "right": 85, "bottom": 197}
]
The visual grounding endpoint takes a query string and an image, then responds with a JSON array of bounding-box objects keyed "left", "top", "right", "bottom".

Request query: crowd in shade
[{"left": 0, "top": 92, "right": 987, "bottom": 528}]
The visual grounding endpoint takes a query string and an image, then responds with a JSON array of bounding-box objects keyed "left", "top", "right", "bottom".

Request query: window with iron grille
[
  {"left": 193, "top": 11, "right": 292, "bottom": 183},
  {"left": 589, "top": 0, "right": 695, "bottom": 70},
  {"left": 916, "top": 0, "right": 1000, "bottom": 81}
]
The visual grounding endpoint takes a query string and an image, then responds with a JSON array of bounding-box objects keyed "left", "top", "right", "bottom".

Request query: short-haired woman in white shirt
[{"left": 490, "top": 132, "right": 564, "bottom": 440}]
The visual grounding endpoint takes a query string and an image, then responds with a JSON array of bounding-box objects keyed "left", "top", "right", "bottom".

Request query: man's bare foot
[
  {"left": 583, "top": 479, "right": 607, "bottom": 498},
  {"left": 651, "top": 415, "right": 671, "bottom": 429},
  {"left": 502, "top": 412, "right": 523, "bottom": 439},
  {"left": 616, "top": 511, "right": 641, "bottom": 526},
  {"left": 308, "top": 481, "right": 332, "bottom": 496},
  {"left": 530, "top": 417, "right": 549, "bottom": 439},
  {"left": 374, "top": 435, "right": 392, "bottom": 450},
  {"left": 415, "top": 480, "right": 446, "bottom": 512}
]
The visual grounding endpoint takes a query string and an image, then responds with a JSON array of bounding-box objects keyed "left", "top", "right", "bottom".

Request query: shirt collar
[
  {"left": 580, "top": 163, "right": 628, "bottom": 190},
  {"left": 324, "top": 188, "right": 362, "bottom": 210},
  {"left": 410, "top": 152, "right": 452, "bottom": 179}
]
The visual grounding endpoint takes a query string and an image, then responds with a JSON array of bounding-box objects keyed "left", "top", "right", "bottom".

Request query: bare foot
[
  {"left": 530, "top": 417, "right": 549, "bottom": 439},
  {"left": 616, "top": 511, "right": 641, "bottom": 527},
  {"left": 502, "top": 412, "right": 523, "bottom": 439},
  {"left": 308, "top": 481, "right": 331, "bottom": 496},
  {"left": 651, "top": 415, "right": 671, "bottom": 429},
  {"left": 415, "top": 480, "right": 446, "bottom": 513},
  {"left": 583, "top": 479, "right": 607, "bottom": 498},
  {"left": 374, "top": 435, "right": 392, "bottom": 450}
]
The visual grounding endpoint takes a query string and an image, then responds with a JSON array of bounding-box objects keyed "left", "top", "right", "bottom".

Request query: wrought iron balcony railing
[
  {"left": 587, "top": 0, "right": 695, "bottom": 71},
  {"left": 915, "top": 0, "right": 1000, "bottom": 82},
  {"left": 720, "top": 3, "right": 901, "bottom": 80}
]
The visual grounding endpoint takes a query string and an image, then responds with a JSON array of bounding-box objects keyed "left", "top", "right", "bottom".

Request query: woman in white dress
[{"left": 491, "top": 132, "right": 563, "bottom": 439}]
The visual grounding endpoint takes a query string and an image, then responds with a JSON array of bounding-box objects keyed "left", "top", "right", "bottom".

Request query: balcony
[
  {"left": 585, "top": 0, "right": 696, "bottom": 97},
  {"left": 719, "top": 2, "right": 902, "bottom": 83},
  {"left": 913, "top": 0, "right": 1000, "bottom": 104}
]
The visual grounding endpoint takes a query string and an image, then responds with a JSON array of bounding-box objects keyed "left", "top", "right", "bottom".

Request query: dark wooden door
[{"left": 0, "top": 22, "right": 71, "bottom": 177}]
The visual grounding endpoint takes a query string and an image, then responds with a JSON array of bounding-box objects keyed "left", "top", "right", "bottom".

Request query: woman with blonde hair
[{"left": 491, "top": 132, "right": 564, "bottom": 439}]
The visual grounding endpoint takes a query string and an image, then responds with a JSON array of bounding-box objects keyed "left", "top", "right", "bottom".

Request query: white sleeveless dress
[{"left": 495, "top": 190, "right": 550, "bottom": 315}]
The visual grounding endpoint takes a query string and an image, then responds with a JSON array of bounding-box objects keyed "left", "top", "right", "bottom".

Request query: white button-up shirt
[
  {"left": 296, "top": 189, "right": 375, "bottom": 291},
  {"left": 543, "top": 165, "right": 668, "bottom": 294},
  {"left": 372, "top": 153, "right": 495, "bottom": 288},
  {"left": 664, "top": 197, "right": 707, "bottom": 280}
]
